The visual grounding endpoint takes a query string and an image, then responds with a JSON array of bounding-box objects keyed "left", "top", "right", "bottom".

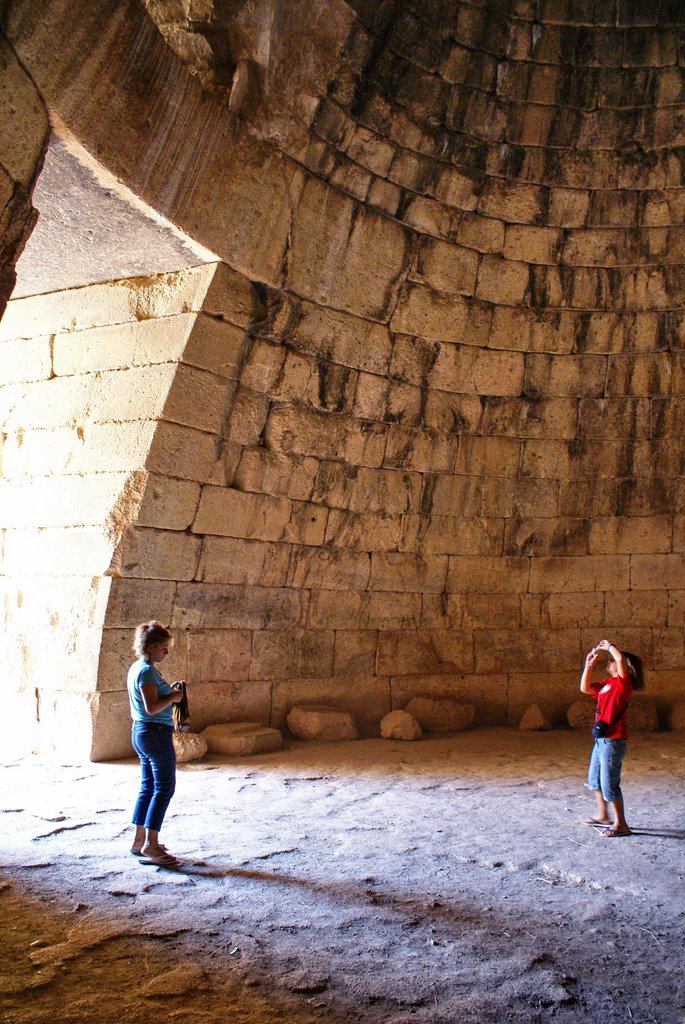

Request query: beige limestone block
[
  {"left": 481, "top": 477, "right": 559, "bottom": 518},
  {"left": 524, "top": 353, "right": 607, "bottom": 398},
  {"left": 370, "top": 552, "right": 448, "bottom": 594},
  {"left": 333, "top": 630, "right": 378, "bottom": 676},
  {"left": 610, "top": 352, "right": 673, "bottom": 397},
  {"left": 272, "top": 677, "right": 390, "bottom": 735},
  {"left": 146, "top": 421, "right": 220, "bottom": 483},
  {"left": 367, "top": 177, "right": 401, "bottom": 215},
  {"left": 519, "top": 704, "right": 552, "bottom": 731},
  {"left": 52, "top": 315, "right": 193, "bottom": 376},
  {"left": 385, "top": 380, "right": 424, "bottom": 425},
  {"left": 544, "top": 592, "right": 605, "bottom": 629},
  {"left": 504, "top": 225, "right": 561, "bottom": 265},
  {"left": 404, "top": 696, "right": 474, "bottom": 732},
  {"left": 286, "top": 546, "right": 371, "bottom": 591},
  {"left": 203, "top": 722, "right": 283, "bottom": 755},
  {"left": 567, "top": 700, "right": 595, "bottom": 729},
  {"left": 380, "top": 710, "right": 422, "bottom": 741},
  {"left": 429, "top": 475, "right": 483, "bottom": 517},
  {"left": 589, "top": 517, "right": 673, "bottom": 555},
  {"left": 352, "top": 373, "right": 390, "bottom": 420},
  {"left": 669, "top": 591, "right": 685, "bottom": 626},
  {"left": 530, "top": 554, "right": 628, "bottom": 594},
  {"left": 286, "top": 704, "right": 359, "bottom": 741},
  {"left": 453, "top": 436, "right": 522, "bottom": 477},
  {"left": 392, "top": 673, "right": 507, "bottom": 726},
  {"left": 223, "top": 389, "right": 269, "bottom": 448},
  {"left": 281, "top": 501, "right": 329, "bottom": 547},
  {"left": 184, "top": 315, "right": 248, "bottom": 380},
  {"left": 548, "top": 188, "right": 590, "bottom": 228},
  {"left": 163, "top": 364, "right": 231, "bottom": 434},
  {"left": 475, "top": 628, "right": 581, "bottom": 673},
  {"left": 0, "top": 336, "right": 52, "bottom": 384},
  {"left": 475, "top": 255, "right": 530, "bottom": 305},
  {"left": 292, "top": 301, "right": 393, "bottom": 375},
  {"left": 520, "top": 439, "right": 612, "bottom": 481},
  {"left": 178, "top": 680, "right": 272, "bottom": 732},
  {"left": 402, "top": 196, "right": 454, "bottom": 239},
  {"left": 234, "top": 448, "right": 319, "bottom": 502},
  {"left": 652, "top": 628, "right": 685, "bottom": 669},
  {"left": 345, "top": 127, "right": 395, "bottom": 176},
  {"left": 409, "top": 516, "right": 505, "bottom": 557},
  {"left": 503, "top": 517, "right": 590, "bottom": 557},
  {"left": 603, "top": 590, "right": 667, "bottom": 628},
  {"left": 415, "top": 238, "right": 479, "bottom": 296},
  {"left": 308, "top": 589, "right": 421, "bottom": 631},
  {"left": 628, "top": 699, "right": 659, "bottom": 732},
  {"left": 3, "top": 422, "right": 157, "bottom": 478},
  {"left": 265, "top": 405, "right": 387, "bottom": 467},
  {"left": 199, "top": 262, "right": 260, "bottom": 329},
  {"left": 186, "top": 629, "right": 252, "bottom": 682},
  {"left": 383, "top": 426, "right": 456, "bottom": 474},
  {"left": 348, "top": 466, "right": 423, "bottom": 515},
  {"left": 388, "top": 335, "right": 440, "bottom": 388},
  {"left": 423, "top": 392, "right": 485, "bottom": 435},
  {"left": 172, "top": 582, "right": 308, "bottom": 630},
  {"left": 92, "top": 690, "right": 138, "bottom": 761},
  {"left": 110, "top": 526, "right": 202, "bottom": 581},
  {"left": 668, "top": 702, "right": 685, "bottom": 729},
  {"left": 631, "top": 554, "right": 685, "bottom": 591},
  {"left": 447, "top": 555, "right": 530, "bottom": 594},
  {"left": 192, "top": 486, "right": 292, "bottom": 541},
  {"left": 1, "top": 528, "right": 113, "bottom": 577},
  {"left": 0, "top": 472, "right": 141, "bottom": 529},
  {"left": 325, "top": 510, "right": 402, "bottom": 552},
  {"left": 507, "top": 673, "right": 581, "bottom": 728},
  {"left": 250, "top": 629, "right": 335, "bottom": 681},
  {"left": 329, "top": 158, "right": 372, "bottom": 201},
  {"left": 197, "top": 540, "right": 290, "bottom": 589},
  {"left": 173, "top": 732, "right": 208, "bottom": 762},
  {"left": 558, "top": 480, "right": 617, "bottom": 519},
  {"left": 0, "top": 575, "right": 110, "bottom": 630},
  {"left": 288, "top": 176, "right": 410, "bottom": 321},
  {"left": 390, "top": 283, "right": 467, "bottom": 342},
  {"left": 136, "top": 475, "right": 201, "bottom": 531},
  {"left": 103, "top": 578, "right": 176, "bottom": 628},
  {"left": 432, "top": 166, "right": 480, "bottom": 209},
  {"left": 432, "top": 342, "right": 524, "bottom": 393},
  {"left": 457, "top": 212, "right": 505, "bottom": 254},
  {"left": 378, "top": 630, "right": 474, "bottom": 676},
  {"left": 240, "top": 339, "right": 287, "bottom": 393},
  {"left": 481, "top": 396, "right": 578, "bottom": 440}
]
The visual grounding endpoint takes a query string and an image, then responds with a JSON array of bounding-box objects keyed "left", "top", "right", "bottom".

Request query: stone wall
[{"left": 1, "top": 1, "right": 684, "bottom": 757}]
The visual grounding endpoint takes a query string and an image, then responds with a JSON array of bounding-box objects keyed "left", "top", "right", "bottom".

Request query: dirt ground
[{"left": 1, "top": 728, "right": 684, "bottom": 1024}]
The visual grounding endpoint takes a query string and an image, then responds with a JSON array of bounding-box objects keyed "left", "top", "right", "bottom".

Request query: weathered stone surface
[
  {"left": 380, "top": 709, "right": 422, "bottom": 741},
  {"left": 668, "top": 702, "right": 685, "bottom": 730},
  {"left": 628, "top": 699, "right": 659, "bottom": 732},
  {"left": 519, "top": 704, "right": 552, "bottom": 732},
  {"left": 172, "top": 731, "right": 208, "bottom": 762},
  {"left": 286, "top": 704, "right": 359, "bottom": 741},
  {"left": 404, "top": 697, "right": 475, "bottom": 733},
  {"left": 567, "top": 701, "right": 596, "bottom": 730},
  {"left": 202, "top": 722, "right": 283, "bottom": 756}
]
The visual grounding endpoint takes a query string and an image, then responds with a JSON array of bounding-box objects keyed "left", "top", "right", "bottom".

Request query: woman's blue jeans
[
  {"left": 131, "top": 722, "right": 176, "bottom": 833},
  {"left": 587, "top": 738, "right": 627, "bottom": 803}
]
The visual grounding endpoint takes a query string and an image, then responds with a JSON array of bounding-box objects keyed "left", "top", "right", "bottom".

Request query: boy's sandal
[{"left": 600, "top": 827, "right": 631, "bottom": 838}]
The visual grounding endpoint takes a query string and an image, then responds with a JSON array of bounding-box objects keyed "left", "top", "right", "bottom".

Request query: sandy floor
[{"left": 1, "top": 728, "right": 684, "bottom": 1024}]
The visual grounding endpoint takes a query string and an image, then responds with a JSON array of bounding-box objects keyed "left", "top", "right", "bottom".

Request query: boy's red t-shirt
[{"left": 591, "top": 673, "right": 633, "bottom": 740}]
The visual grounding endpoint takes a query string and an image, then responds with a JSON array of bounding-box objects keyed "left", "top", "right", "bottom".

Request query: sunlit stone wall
[{"left": 1, "top": 0, "right": 685, "bottom": 757}]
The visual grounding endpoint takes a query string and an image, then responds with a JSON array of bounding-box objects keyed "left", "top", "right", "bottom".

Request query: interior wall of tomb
[{"left": 1, "top": 0, "right": 684, "bottom": 759}]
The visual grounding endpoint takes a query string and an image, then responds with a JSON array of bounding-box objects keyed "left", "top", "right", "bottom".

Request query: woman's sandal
[{"left": 138, "top": 851, "right": 179, "bottom": 866}]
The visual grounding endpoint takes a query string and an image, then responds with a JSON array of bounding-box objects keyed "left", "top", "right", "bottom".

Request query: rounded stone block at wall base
[
  {"left": 286, "top": 705, "right": 359, "bottom": 742},
  {"left": 380, "top": 710, "right": 422, "bottom": 741},
  {"left": 668, "top": 702, "right": 685, "bottom": 730},
  {"left": 172, "top": 732, "right": 208, "bottom": 763},
  {"left": 202, "top": 722, "right": 283, "bottom": 756},
  {"left": 567, "top": 699, "right": 659, "bottom": 731},
  {"left": 519, "top": 704, "right": 552, "bottom": 732},
  {"left": 403, "top": 697, "right": 475, "bottom": 733}
]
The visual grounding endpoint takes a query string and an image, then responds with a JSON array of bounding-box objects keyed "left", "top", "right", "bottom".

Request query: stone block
[
  {"left": 507, "top": 673, "right": 581, "bottom": 728},
  {"left": 202, "top": 722, "right": 283, "bottom": 756},
  {"left": 524, "top": 353, "right": 607, "bottom": 398},
  {"left": 197, "top": 536, "right": 291, "bottom": 587},
  {"left": 628, "top": 699, "right": 659, "bottom": 731},
  {"left": 370, "top": 552, "right": 448, "bottom": 594},
  {"left": 545, "top": 592, "right": 605, "bottom": 629},
  {"left": 402, "top": 195, "right": 453, "bottom": 238},
  {"left": 184, "top": 315, "right": 247, "bottom": 379},
  {"left": 250, "top": 629, "right": 335, "bottom": 680},
  {"left": 0, "top": 39, "right": 48, "bottom": 183},
  {"left": 186, "top": 629, "right": 253, "bottom": 682},
  {"left": 0, "top": 336, "right": 52, "bottom": 384},
  {"left": 447, "top": 556, "right": 530, "bottom": 594},
  {"left": 631, "top": 554, "right": 685, "bottom": 591},
  {"left": 164, "top": 364, "right": 232, "bottom": 434},
  {"left": 457, "top": 212, "right": 504, "bottom": 254},
  {"left": 332, "top": 630, "right": 378, "bottom": 676},
  {"left": 367, "top": 177, "right": 401, "bottom": 215},
  {"left": 287, "top": 176, "right": 411, "bottom": 321},
  {"left": 567, "top": 700, "right": 595, "bottom": 729},
  {"left": 668, "top": 702, "right": 685, "bottom": 729},
  {"left": 172, "top": 582, "right": 308, "bottom": 630},
  {"left": 109, "top": 527, "right": 201, "bottom": 581},
  {"left": 383, "top": 425, "right": 456, "bottom": 473},
  {"left": 324, "top": 510, "right": 402, "bottom": 552},
  {"left": 604, "top": 590, "right": 668, "bottom": 627},
  {"left": 475, "top": 255, "right": 530, "bottom": 305},
  {"left": 403, "top": 513, "right": 504, "bottom": 557},
  {"left": 234, "top": 448, "right": 319, "bottom": 502},
  {"left": 282, "top": 502, "right": 328, "bottom": 547},
  {"left": 519, "top": 704, "right": 552, "bottom": 731},
  {"left": 286, "top": 704, "right": 359, "bottom": 741},
  {"left": 529, "top": 555, "right": 629, "bottom": 593},
  {"left": 352, "top": 374, "right": 390, "bottom": 419},
  {"left": 589, "top": 517, "right": 672, "bottom": 555},
  {"left": 52, "top": 315, "right": 192, "bottom": 376},
  {"left": 178, "top": 680, "right": 273, "bottom": 732},
  {"left": 427, "top": 475, "right": 483, "bottom": 517},
  {"left": 481, "top": 397, "right": 578, "bottom": 440},
  {"left": 503, "top": 517, "right": 589, "bottom": 557},
  {"left": 453, "top": 436, "right": 522, "bottom": 478},
  {"left": 475, "top": 628, "right": 580, "bottom": 673},
  {"left": 286, "top": 546, "right": 371, "bottom": 591},
  {"left": 380, "top": 710, "right": 422, "bottom": 741},
  {"left": 308, "top": 590, "right": 422, "bottom": 630},
  {"left": 192, "top": 486, "right": 292, "bottom": 541},
  {"left": 415, "top": 238, "right": 479, "bottom": 296},
  {"left": 378, "top": 630, "right": 474, "bottom": 676},
  {"left": 173, "top": 731, "right": 208, "bottom": 762},
  {"left": 504, "top": 224, "right": 562, "bottom": 265},
  {"left": 147, "top": 421, "right": 221, "bottom": 483},
  {"left": 431, "top": 345, "right": 525, "bottom": 397},
  {"left": 136, "top": 475, "right": 201, "bottom": 531},
  {"left": 292, "top": 301, "right": 393, "bottom": 375},
  {"left": 272, "top": 677, "right": 389, "bottom": 735},
  {"left": 265, "top": 405, "right": 387, "bottom": 468},
  {"left": 390, "top": 284, "right": 469, "bottom": 344},
  {"left": 403, "top": 696, "right": 475, "bottom": 732}
]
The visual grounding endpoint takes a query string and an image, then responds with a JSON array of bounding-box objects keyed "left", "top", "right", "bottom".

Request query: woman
[
  {"left": 127, "top": 620, "right": 185, "bottom": 865},
  {"left": 579, "top": 639, "right": 643, "bottom": 838}
]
